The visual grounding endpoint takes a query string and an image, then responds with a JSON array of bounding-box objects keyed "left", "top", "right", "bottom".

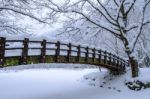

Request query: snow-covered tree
[
  {"left": 40, "top": 0, "right": 150, "bottom": 77},
  {"left": 137, "top": 31, "right": 150, "bottom": 67},
  {"left": 0, "top": 0, "right": 49, "bottom": 34}
]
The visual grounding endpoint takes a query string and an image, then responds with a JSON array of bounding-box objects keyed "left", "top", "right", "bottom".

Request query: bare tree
[{"left": 40, "top": 0, "right": 150, "bottom": 77}]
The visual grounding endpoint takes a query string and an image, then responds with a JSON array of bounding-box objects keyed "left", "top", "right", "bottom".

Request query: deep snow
[{"left": 0, "top": 64, "right": 150, "bottom": 99}]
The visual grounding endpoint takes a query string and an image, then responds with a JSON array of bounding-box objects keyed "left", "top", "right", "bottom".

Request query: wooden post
[
  {"left": 40, "top": 40, "right": 46, "bottom": 63},
  {"left": 77, "top": 45, "right": 81, "bottom": 62},
  {"left": 120, "top": 59, "right": 123, "bottom": 67},
  {"left": 92, "top": 48, "right": 96, "bottom": 63},
  {"left": 0, "top": 37, "right": 6, "bottom": 68},
  {"left": 98, "top": 50, "right": 102, "bottom": 64},
  {"left": 119, "top": 59, "right": 123, "bottom": 73},
  {"left": 85, "top": 47, "right": 89, "bottom": 63},
  {"left": 104, "top": 51, "right": 107, "bottom": 64},
  {"left": 109, "top": 53, "right": 112, "bottom": 65},
  {"left": 113, "top": 55, "right": 116, "bottom": 66},
  {"left": 67, "top": 43, "right": 72, "bottom": 62},
  {"left": 20, "top": 38, "right": 29, "bottom": 65},
  {"left": 122, "top": 60, "right": 126, "bottom": 72},
  {"left": 55, "top": 41, "right": 60, "bottom": 62},
  {"left": 123, "top": 60, "right": 126, "bottom": 68},
  {"left": 127, "top": 60, "right": 130, "bottom": 67},
  {"left": 117, "top": 56, "right": 120, "bottom": 67}
]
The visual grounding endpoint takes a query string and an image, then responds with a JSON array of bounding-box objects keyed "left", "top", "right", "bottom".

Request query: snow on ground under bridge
[{"left": 0, "top": 63, "right": 150, "bottom": 99}]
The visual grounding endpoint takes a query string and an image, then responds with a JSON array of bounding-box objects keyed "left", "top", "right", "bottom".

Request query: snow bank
[
  {"left": 0, "top": 66, "right": 150, "bottom": 99},
  {"left": 0, "top": 63, "right": 98, "bottom": 71}
]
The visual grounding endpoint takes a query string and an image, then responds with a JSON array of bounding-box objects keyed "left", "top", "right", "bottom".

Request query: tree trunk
[
  {"left": 128, "top": 56, "right": 139, "bottom": 77},
  {"left": 124, "top": 44, "right": 139, "bottom": 78}
]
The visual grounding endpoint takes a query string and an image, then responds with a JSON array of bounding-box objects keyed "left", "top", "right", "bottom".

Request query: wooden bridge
[{"left": 0, "top": 37, "right": 129, "bottom": 74}]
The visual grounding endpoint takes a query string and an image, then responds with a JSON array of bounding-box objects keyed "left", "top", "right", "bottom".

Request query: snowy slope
[{"left": 0, "top": 64, "right": 150, "bottom": 99}]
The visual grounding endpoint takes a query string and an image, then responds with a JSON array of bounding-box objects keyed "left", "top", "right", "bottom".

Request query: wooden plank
[
  {"left": 29, "top": 47, "right": 42, "bottom": 50},
  {"left": 6, "top": 40, "right": 23, "bottom": 42},
  {"left": 60, "top": 43, "right": 68, "bottom": 46},
  {"left": 5, "top": 48, "right": 23, "bottom": 50},
  {"left": 46, "top": 42, "right": 56, "bottom": 44},
  {"left": 46, "top": 48, "right": 56, "bottom": 50},
  {"left": 29, "top": 41, "right": 41, "bottom": 43}
]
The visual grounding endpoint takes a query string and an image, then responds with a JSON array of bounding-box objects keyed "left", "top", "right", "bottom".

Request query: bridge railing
[{"left": 0, "top": 37, "right": 129, "bottom": 71}]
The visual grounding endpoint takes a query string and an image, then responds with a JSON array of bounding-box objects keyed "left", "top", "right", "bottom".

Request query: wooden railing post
[
  {"left": 123, "top": 60, "right": 126, "bottom": 67},
  {"left": 123, "top": 60, "right": 126, "bottom": 71},
  {"left": 55, "top": 41, "right": 60, "bottom": 62},
  {"left": 20, "top": 38, "right": 29, "bottom": 65},
  {"left": 92, "top": 48, "right": 96, "bottom": 63},
  {"left": 67, "top": 43, "right": 72, "bottom": 62},
  {"left": 113, "top": 55, "right": 116, "bottom": 66},
  {"left": 127, "top": 60, "right": 130, "bottom": 67},
  {"left": 117, "top": 56, "right": 120, "bottom": 67},
  {"left": 98, "top": 50, "right": 102, "bottom": 64},
  {"left": 0, "top": 37, "right": 6, "bottom": 67},
  {"left": 40, "top": 40, "right": 46, "bottom": 63},
  {"left": 77, "top": 45, "right": 81, "bottom": 62},
  {"left": 85, "top": 47, "right": 89, "bottom": 63},
  {"left": 120, "top": 59, "right": 123, "bottom": 67},
  {"left": 109, "top": 53, "right": 112, "bottom": 65},
  {"left": 104, "top": 51, "right": 107, "bottom": 64}
]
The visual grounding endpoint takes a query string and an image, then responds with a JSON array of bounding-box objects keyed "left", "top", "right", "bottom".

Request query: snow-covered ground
[{"left": 0, "top": 64, "right": 150, "bottom": 99}]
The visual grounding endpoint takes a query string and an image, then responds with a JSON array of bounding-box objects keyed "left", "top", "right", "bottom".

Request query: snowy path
[{"left": 0, "top": 68, "right": 150, "bottom": 99}]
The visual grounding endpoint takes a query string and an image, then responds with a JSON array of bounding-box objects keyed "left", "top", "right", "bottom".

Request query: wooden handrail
[{"left": 0, "top": 37, "right": 129, "bottom": 74}]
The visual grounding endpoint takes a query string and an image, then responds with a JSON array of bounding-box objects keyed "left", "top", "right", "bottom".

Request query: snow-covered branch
[{"left": 0, "top": 7, "right": 47, "bottom": 23}]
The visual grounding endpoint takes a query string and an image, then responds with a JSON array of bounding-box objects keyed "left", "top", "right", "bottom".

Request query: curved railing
[{"left": 0, "top": 37, "right": 129, "bottom": 74}]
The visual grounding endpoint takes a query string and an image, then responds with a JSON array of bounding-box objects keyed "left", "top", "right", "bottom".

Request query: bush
[{"left": 125, "top": 80, "right": 148, "bottom": 91}]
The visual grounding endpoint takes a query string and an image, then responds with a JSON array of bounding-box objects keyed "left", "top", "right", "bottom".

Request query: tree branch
[
  {"left": 125, "top": 0, "right": 137, "bottom": 15},
  {"left": 0, "top": 7, "right": 47, "bottom": 23},
  {"left": 72, "top": 10, "right": 120, "bottom": 37},
  {"left": 87, "top": 0, "right": 118, "bottom": 27}
]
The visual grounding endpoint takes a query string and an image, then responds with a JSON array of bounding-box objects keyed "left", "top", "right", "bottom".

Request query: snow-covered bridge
[{"left": 0, "top": 37, "right": 128, "bottom": 74}]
